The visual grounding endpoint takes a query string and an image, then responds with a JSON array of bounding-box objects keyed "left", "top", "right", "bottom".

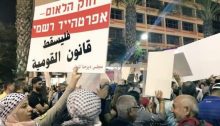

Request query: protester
[
  {"left": 109, "top": 95, "right": 139, "bottom": 126},
  {"left": 198, "top": 83, "right": 220, "bottom": 126},
  {"left": 62, "top": 89, "right": 101, "bottom": 126},
  {"left": 49, "top": 83, "right": 67, "bottom": 107},
  {"left": 0, "top": 68, "right": 81, "bottom": 126},
  {"left": 28, "top": 77, "right": 49, "bottom": 118},
  {"left": 98, "top": 83, "right": 115, "bottom": 126},
  {"left": 172, "top": 95, "right": 211, "bottom": 126},
  {"left": 0, "top": 80, "right": 15, "bottom": 100},
  {"left": 14, "top": 77, "right": 26, "bottom": 93},
  {"left": 181, "top": 82, "right": 197, "bottom": 98},
  {"left": 134, "top": 90, "right": 166, "bottom": 126}
]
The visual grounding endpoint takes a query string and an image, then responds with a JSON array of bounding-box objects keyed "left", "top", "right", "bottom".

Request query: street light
[{"left": 141, "top": 33, "right": 148, "bottom": 40}]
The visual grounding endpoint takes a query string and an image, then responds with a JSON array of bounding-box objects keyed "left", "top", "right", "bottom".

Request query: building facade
[{"left": 109, "top": 0, "right": 206, "bottom": 52}]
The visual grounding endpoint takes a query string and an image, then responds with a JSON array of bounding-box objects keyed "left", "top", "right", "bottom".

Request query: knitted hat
[
  {"left": 63, "top": 89, "right": 101, "bottom": 125},
  {"left": 0, "top": 93, "right": 26, "bottom": 120}
]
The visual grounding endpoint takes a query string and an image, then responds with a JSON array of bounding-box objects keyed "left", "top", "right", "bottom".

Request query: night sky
[{"left": 0, "top": 0, "right": 16, "bottom": 25}]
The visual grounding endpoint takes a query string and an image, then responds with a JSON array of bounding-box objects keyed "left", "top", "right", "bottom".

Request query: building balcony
[
  {"left": 140, "top": 40, "right": 178, "bottom": 49},
  {"left": 147, "top": 24, "right": 165, "bottom": 32},
  {"left": 181, "top": 30, "right": 198, "bottom": 37},
  {"left": 146, "top": 7, "right": 160, "bottom": 15},
  {"left": 198, "top": 32, "right": 204, "bottom": 38},
  {"left": 165, "top": 27, "right": 180, "bottom": 33},
  {"left": 110, "top": 19, "right": 125, "bottom": 28},
  {"left": 136, "top": 5, "right": 147, "bottom": 12},
  {"left": 137, "top": 23, "right": 147, "bottom": 30},
  {"left": 167, "top": 11, "right": 181, "bottom": 18}
]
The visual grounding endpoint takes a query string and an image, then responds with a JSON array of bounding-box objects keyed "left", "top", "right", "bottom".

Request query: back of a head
[
  {"left": 111, "top": 85, "right": 129, "bottom": 109},
  {"left": 3, "top": 80, "right": 14, "bottom": 89},
  {"left": 127, "top": 91, "right": 140, "bottom": 104},
  {"left": 116, "top": 95, "right": 136, "bottom": 118},
  {"left": 63, "top": 89, "right": 101, "bottom": 126},
  {"left": 211, "top": 83, "right": 220, "bottom": 96},
  {"left": 182, "top": 81, "right": 197, "bottom": 97}
]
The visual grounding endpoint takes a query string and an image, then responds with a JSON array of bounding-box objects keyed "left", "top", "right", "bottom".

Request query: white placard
[
  {"left": 121, "top": 67, "right": 131, "bottom": 80},
  {"left": 144, "top": 50, "right": 174, "bottom": 98},
  {"left": 176, "top": 33, "right": 220, "bottom": 81}
]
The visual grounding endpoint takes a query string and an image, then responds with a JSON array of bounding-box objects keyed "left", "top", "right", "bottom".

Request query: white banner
[{"left": 27, "top": 0, "right": 112, "bottom": 73}]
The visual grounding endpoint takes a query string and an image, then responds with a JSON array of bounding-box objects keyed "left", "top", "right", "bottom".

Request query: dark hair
[
  {"left": 127, "top": 91, "right": 140, "bottom": 104},
  {"left": 182, "top": 81, "right": 197, "bottom": 97},
  {"left": 171, "top": 82, "right": 176, "bottom": 87},
  {"left": 31, "top": 77, "right": 42, "bottom": 85},
  {"left": 3, "top": 80, "right": 15, "bottom": 90}
]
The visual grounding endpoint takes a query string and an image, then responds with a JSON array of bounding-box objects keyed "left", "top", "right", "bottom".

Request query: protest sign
[
  {"left": 121, "top": 67, "right": 131, "bottom": 80},
  {"left": 176, "top": 33, "right": 220, "bottom": 81},
  {"left": 144, "top": 50, "right": 174, "bottom": 98},
  {"left": 27, "top": 0, "right": 112, "bottom": 73}
]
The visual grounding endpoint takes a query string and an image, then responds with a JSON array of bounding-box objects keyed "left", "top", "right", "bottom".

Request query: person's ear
[
  {"left": 184, "top": 106, "right": 190, "bottom": 116},
  {"left": 128, "top": 108, "right": 133, "bottom": 117}
]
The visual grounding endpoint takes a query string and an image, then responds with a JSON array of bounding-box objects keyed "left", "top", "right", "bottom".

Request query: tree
[
  {"left": 182, "top": 0, "right": 220, "bottom": 37},
  {"left": 16, "top": 0, "right": 33, "bottom": 78},
  {"left": 0, "top": 22, "right": 16, "bottom": 81},
  {"left": 133, "top": 43, "right": 144, "bottom": 62},
  {"left": 115, "top": 0, "right": 142, "bottom": 49},
  {"left": 107, "top": 39, "right": 127, "bottom": 64}
]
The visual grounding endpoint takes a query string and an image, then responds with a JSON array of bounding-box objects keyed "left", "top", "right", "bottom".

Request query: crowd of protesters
[{"left": 0, "top": 68, "right": 220, "bottom": 126}]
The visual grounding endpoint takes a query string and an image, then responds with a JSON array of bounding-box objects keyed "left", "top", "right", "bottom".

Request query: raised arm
[{"left": 35, "top": 68, "right": 81, "bottom": 126}]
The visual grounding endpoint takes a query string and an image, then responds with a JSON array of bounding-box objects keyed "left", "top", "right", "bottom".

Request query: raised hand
[{"left": 68, "top": 67, "right": 82, "bottom": 90}]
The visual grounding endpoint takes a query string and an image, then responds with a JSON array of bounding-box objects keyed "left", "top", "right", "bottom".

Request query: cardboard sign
[
  {"left": 121, "top": 67, "right": 131, "bottom": 80},
  {"left": 176, "top": 33, "right": 220, "bottom": 81},
  {"left": 27, "top": 0, "right": 112, "bottom": 73},
  {"left": 144, "top": 50, "right": 174, "bottom": 98}
]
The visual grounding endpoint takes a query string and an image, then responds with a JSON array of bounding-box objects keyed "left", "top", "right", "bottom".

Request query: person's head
[
  {"left": 172, "top": 82, "right": 177, "bottom": 89},
  {"left": 63, "top": 89, "right": 101, "bottom": 126},
  {"left": 199, "top": 83, "right": 205, "bottom": 89},
  {"left": 58, "top": 83, "right": 67, "bottom": 92},
  {"left": 127, "top": 87, "right": 141, "bottom": 104},
  {"left": 3, "top": 80, "right": 15, "bottom": 94},
  {"left": 116, "top": 95, "right": 139, "bottom": 122},
  {"left": 181, "top": 81, "right": 197, "bottom": 97},
  {"left": 0, "top": 93, "right": 33, "bottom": 122},
  {"left": 31, "top": 77, "right": 43, "bottom": 92},
  {"left": 14, "top": 77, "right": 26, "bottom": 93},
  {"left": 211, "top": 83, "right": 220, "bottom": 96},
  {"left": 172, "top": 82, "right": 179, "bottom": 95},
  {"left": 111, "top": 84, "right": 129, "bottom": 109},
  {"left": 172, "top": 95, "right": 199, "bottom": 122}
]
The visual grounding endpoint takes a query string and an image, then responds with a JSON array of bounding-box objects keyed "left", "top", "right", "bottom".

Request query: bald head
[
  {"left": 116, "top": 95, "right": 137, "bottom": 119},
  {"left": 172, "top": 95, "right": 199, "bottom": 122}
]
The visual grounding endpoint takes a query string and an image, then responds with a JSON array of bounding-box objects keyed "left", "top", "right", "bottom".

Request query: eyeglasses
[
  {"left": 127, "top": 105, "right": 140, "bottom": 112},
  {"left": 131, "top": 106, "right": 141, "bottom": 109}
]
